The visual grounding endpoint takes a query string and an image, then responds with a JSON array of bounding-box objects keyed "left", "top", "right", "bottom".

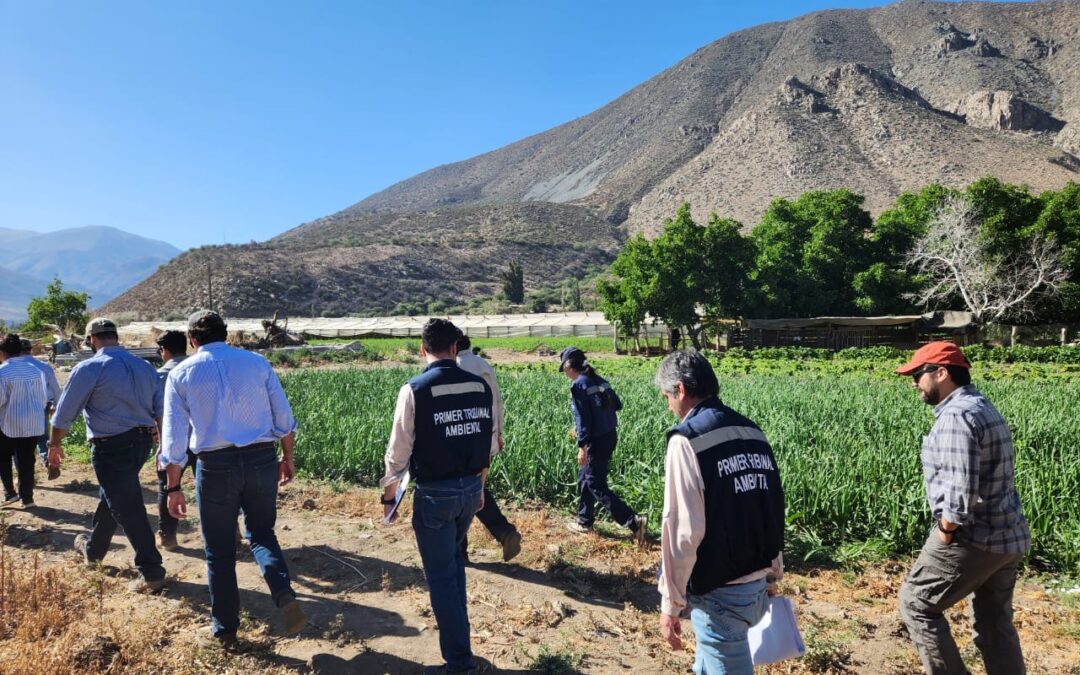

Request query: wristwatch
[
  {"left": 380, "top": 495, "right": 396, "bottom": 505},
  {"left": 937, "top": 520, "right": 958, "bottom": 533},
  {"left": 166, "top": 484, "right": 183, "bottom": 494}
]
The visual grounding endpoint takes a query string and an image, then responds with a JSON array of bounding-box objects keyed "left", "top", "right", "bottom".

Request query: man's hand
[
  {"left": 937, "top": 518, "right": 958, "bottom": 544},
  {"left": 47, "top": 444, "right": 64, "bottom": 469},
  {"left": 577, "top": 445, "right": 588, "bottom": 466},
  {"left": 383, "top": 503, "right": 398, "bottom": 524},
  {"left": 766, "top": 574, "right": 780, "bottom": 597},
  {"left": 279, "top": 456, "right": 295, "bottom": 486},
  {"left": 167, "top": 491, "right": 188, "bottom": 519},
  {"left": 660, "top": 612, "right": 683, "bottom": 650},
  {"left": 477, "top": 489, "right": 485, "bottom": 513}
]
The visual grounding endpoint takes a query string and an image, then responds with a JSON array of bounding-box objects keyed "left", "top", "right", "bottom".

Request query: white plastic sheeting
[{"left": 121, "top": 312, "right": 670, "bottom": 340}]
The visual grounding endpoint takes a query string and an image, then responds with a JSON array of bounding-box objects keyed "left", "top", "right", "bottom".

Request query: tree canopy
[
  {"left": 25, "top": 276, "right": 90, "bottom": 332},
  {"left": 599, "top": 180, "right": 1080, "bottom": 335}
]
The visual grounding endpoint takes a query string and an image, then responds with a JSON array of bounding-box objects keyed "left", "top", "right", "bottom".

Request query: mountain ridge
[{"left": 104, "top": 1, "right": 1080, "bottom": 319}]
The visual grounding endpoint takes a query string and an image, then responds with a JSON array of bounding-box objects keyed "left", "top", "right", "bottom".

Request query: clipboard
[
  {"left": 383, "top": 470, "right": 410, "bottom": 525},
  {"left": 748, "top": 596, "right": 805, "bottom": 665}
]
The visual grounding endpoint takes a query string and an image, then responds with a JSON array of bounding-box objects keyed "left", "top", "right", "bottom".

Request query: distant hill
[
  {"left": 0, "top": 226, "right": 180, "bottom": 321},
  {"left": 105, "top": 1, "right": 1080, "bottom": 319}
]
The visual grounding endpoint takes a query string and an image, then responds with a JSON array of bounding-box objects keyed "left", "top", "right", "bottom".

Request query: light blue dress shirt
[
  {"left": 0, "top": 358, "right": 48, "bottom": 438},
  {"left": 17, "top": 355, "right": 60, "bottom": 404},
  {"left": 161, "top": 341, "right": 297, "bottom": 466},
  {"left": 51, "top": 345, "right": 163, "bottom": 438}
]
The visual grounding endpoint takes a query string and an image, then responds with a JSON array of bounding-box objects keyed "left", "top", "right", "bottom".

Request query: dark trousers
[
  {"left": 1, "top": 433, "right": 38, "bottom": 504},
  {"left": 461, "top": 486, "right": 516, "bottom": 554},
  {"left": 86, "top": 428, "right": 166, "bottom": 582},
  {"left": 156, "top": 450, "right": 198, "bottom": 536},
  {"left": 577, "top": 430, "right": 635, "bottom": 528},
  {"left": 196, "top": 444, "right": 294, "bottom": 636},
  {"left": 899, "top": 531, "right": 1026, "bottom": 675},
  {"left": 413, "top": 474, "right": 482, "bottom": 672}
]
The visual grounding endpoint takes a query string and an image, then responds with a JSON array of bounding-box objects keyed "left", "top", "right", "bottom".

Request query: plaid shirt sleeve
[{"left": 923, "top": 410, "right": 981, "bottom": 526}]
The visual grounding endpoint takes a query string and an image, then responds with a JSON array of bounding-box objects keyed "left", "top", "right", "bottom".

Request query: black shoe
[{"left": 2, "top": 493, "right": 18, "bottom": 506}]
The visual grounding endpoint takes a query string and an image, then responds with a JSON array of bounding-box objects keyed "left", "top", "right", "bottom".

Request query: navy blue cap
[{"left": 558, "top": 346, "right": 586, "bottom": 372}]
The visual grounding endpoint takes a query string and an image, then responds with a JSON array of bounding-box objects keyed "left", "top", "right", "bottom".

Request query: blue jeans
[
  {"left": 688, "top": 578, "right": 769, "bottom": 675},
  {"left": 196, "top": 444, "right": 294, "bottom": 636},
  {"left": 577, "top": 431, "right": 634, "bottom": 528},
  {"left": 412, "top": 474, "right": 482, "bottom": 672},
  {"left": 86, "top": 428, "right": 165, "bottom": 581},
  {"left": 36, "top": 408, "right": 49, "bottom": 464}
]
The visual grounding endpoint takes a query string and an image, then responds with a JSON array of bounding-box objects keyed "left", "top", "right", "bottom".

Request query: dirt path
[{"left": 1, "top": 464, "right": 1077, "bottom": 674}]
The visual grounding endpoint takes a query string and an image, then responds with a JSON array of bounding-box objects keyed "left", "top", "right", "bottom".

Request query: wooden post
[
  {"left": 1062, "top": 326, "right": 1068, "bottom": 347},
  {"left": 1010, "top": 325, "right": 1018, "bottom": 348},
  {"left": 612, "top": 320, "right": 618, "bottom": 353}
]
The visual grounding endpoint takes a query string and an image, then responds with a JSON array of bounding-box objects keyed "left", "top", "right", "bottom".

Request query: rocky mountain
[
  {"left": 0, "top": 226, "right": 180, "bottom": 320},
  {"left": 104, "top": 1, "right": 1080, "bottom": 319}
]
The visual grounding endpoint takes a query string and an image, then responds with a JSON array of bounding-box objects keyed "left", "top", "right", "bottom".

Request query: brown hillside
[{"left": 105, "top": 1, "right": 1080, "bottom": 319}]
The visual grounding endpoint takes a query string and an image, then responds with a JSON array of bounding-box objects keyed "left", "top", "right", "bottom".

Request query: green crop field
[
  {"left": 58, "top": 347, "right": 1080, "bottom": 572},
  {"left": 284, "top": 354, "right": 1080, "bottom": 572}
]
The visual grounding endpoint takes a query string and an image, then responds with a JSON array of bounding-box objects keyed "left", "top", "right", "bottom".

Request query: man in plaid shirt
[{"left": 895, "top": 342, "right": 1029, "bottom": 675}]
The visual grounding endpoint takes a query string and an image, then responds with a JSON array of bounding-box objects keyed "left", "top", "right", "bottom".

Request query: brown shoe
[
  {"left": 501, "top": 530, "right": 522, "bottom": 562},
  {"left": 630, "top": 515, "right": 648, "bottom": 547},
  {"left": 47, "top": 466, "right": 60, "bottom": 481},
  {"left": 157, "top": 531, "right": 178, "bottom": 551},
  {"left": 279, "top": 595, "right": 306, "bottom": 635}
]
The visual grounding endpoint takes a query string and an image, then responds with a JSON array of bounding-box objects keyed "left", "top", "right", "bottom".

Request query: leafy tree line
[{"left": 598, "top": 178, "right": 1080, "bottom": 348}]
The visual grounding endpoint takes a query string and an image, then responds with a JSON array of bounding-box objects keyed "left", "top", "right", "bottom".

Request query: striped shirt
[
  {"left": 0, "top": 358, "right": 48, "bottom": 438},
  {"left": 161, "top": 341, "right": 296, "bottom": 466},
  {"left": 922, "top": 385, "right": 1030, "bottom": 555},
  {"left": 16, "top": 355, "right": 60, "bottom": 404},
  {"left": 51, "top": 345, "right": 162, "bottom": 438}
]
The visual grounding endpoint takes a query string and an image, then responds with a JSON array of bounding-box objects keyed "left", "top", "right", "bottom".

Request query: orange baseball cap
[{"left": 895, "top": 341, "right": 971, "bottom": 376}]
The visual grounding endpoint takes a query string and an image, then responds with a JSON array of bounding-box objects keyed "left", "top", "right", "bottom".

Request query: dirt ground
[{"left": 1, "top": 463, "right": 1078, "bottom": 674}]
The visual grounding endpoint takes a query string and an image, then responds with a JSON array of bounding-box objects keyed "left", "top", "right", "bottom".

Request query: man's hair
[
  {"left": 20, "top": 339, "right": 32, "bottom": 353},
  {"left": 422, "top": 318, "right": 460, "bottom": 355},
  {"left": 156, "top": 330, "right": 187, "bottom": 355},
  {"left": 187, "top": 310, "right": 228, "bottom": 346},
  {"left": 0, "top": 334, "right": 22, "bottom": 357},
  {"left": 654, "top": 349, "right": 719, "bottom": 398},
  {"left": 944, "top": 364, "right": 971, "bottom": 386},
  {"left": 92, "top": 331, "right": 119, "bottom": 342},
  {"left": 456, "top": 333, "right": 472, "bottom": 352}
]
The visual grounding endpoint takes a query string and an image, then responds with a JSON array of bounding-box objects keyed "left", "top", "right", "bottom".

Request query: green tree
[
  {"left": 858, "top": 184, "right": 956, "bottom": 314},
  {"left": 751, "top": 190, "right": 874, "bottom": 317},
  {"left": 600, "top": 203, "right": 756, "bottom": 349},
  {"left": 598, "top": 234, "right": 656, "bottom": 345},
  {"left": 25, "top": 276, "right": 90, "bottom": 332},
  {"left": 500, "top": 260, "right": 525, "bottom": 304}
]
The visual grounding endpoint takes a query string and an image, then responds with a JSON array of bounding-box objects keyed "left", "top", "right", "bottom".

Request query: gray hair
[{"left": 654, "top": 350, "right": 719, "bottom": 398}]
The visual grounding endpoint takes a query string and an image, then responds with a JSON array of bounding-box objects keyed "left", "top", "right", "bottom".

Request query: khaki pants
[{"left": 899, "top": 531, "right": 1026, "bottom": 675}]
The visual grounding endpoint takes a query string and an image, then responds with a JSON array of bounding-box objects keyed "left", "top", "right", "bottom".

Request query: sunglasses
[{"left": 911, "top": 365, "right": 940, "bottom": 382}]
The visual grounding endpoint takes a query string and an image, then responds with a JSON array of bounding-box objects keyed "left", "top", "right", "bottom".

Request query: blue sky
[{"left": 0, "top": 1, "right": 997, "bottom": 250}]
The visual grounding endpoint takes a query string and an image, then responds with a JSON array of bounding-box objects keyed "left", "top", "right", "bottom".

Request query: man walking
[
  {"left": 0, "top": 334, "right": 48, "bottom": 507},
  {"left": 49, "top": 318, "right": 167, "bottom": 592},
  {"left": 895, "top": 342, "right": 1029, "bottom": 675},
  {"left": 162, "top": 311, "right": 305, "bottom": 644},
  {"left": 153, "top": 330, "right": 190, "bottom": 551},
  {"left": 382, "top": 318, "right": 494, "bottom": 674},
  {"left": 654, "top": 350, "right": 784, "bottom": 674},
  {"left": 455, "top": 333, "right": 521, "bottom": 562},
  {"left": 19, "top": 339, "right": 60, "bottom": 480}
]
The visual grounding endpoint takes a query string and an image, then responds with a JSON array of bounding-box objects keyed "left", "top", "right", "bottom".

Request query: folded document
[{"left": 748, "top": 596, "right": 805, "bottom": 665}]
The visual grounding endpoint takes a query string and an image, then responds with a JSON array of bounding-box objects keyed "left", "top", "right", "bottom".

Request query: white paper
[
  {"left": 748, "top": 596, "right": 805, "bottom": 665},
  {"left": 383, "top": 470, "right": 410, "bottom": 525}
]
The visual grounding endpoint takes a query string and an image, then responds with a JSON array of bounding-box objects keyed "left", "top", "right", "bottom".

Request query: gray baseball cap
[
  {"left": 86, "top": 317, "right": 118, "bottom": 335},
  {"left": 187, "top": 309, "right": 227, "bottom": 332}
]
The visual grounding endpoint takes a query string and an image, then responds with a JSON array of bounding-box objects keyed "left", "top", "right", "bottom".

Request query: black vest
[
  {"left": 409, "top": 359, "right": 494, "bottom": 483},
  {"left": 668, "top": 397, "right": 785, "bottom": 595}
]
